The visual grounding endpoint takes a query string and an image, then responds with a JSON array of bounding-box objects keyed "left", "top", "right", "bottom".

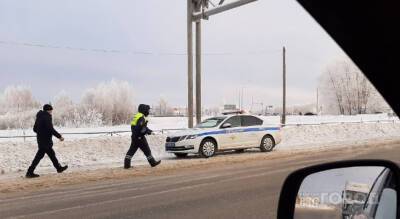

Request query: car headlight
[{"left": 186, "top": 135, "right": 197, "bottom": 140}]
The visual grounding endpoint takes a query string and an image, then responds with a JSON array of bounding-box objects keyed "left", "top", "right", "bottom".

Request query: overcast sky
[{"left": 0, "top": 0, "right": 347, "bottom": 109}]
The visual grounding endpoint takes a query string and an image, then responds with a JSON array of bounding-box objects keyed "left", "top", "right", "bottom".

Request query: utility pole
[
  {"left": 250, "top": 96, "right": 254, "bottom": 113},
  {"left": 187, "top": 0, "right": 194, "bottom": 128},
  {"left": 281, "top": 46, "right": 286, "bottom": 125},
  {"left": 187, "top": 0, "right": 257, "bottom": 127},
  {"left": 195, "top": 2, "right": 202, "bottom": 125},
  {"left": 241, "top": 87, "right": 244, "bottom": 111},
  {"left": 316, "top": 87, "right": 319, "bottom": 115},
  {"left": 238, "top": 89, "right": 241, "bottom": 110}
]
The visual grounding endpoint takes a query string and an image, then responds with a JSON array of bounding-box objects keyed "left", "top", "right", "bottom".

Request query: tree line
[{"left": 0, "top": 80, "right": 135, "bottom": 129}]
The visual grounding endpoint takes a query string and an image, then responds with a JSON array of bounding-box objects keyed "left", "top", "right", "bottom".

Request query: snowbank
[
  {"left": 277, "top": 122, "right": 400, "bottom": 150},
  {"left": 259, "top": 113, "right": 398, "bottom": 125},
  {"left": 0, "top": 135, "right": 171, "bottom": 175}
]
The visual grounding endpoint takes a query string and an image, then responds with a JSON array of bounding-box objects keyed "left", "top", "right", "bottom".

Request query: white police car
[{"left": 165, "top": 113, "right": 282, "bottom": 158}]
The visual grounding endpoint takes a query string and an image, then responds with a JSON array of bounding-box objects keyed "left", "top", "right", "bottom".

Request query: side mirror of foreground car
[
  {"left": 277, "top": 160, "right": 400, "bottom": 219},
  {"left": 220, "top": 123, "right": 232, "bottom": 129}
]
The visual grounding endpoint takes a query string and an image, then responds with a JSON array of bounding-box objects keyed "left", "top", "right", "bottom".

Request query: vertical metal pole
[
  {"left": 238, "top": 89, "right": 241, "bottom": 110},
  {"left": 187, "top": 0, "right": 194, "bottom": 128},
  {"left": 241, "top": 87, "right": 244, "bottom": 111},
  {"left": 316, "top": 87, "right": 319, "bottom": 115},
  {"left": 195, "top": 21, "right": 202, "bottom": 124},
  {"left": 282, "top": 46, "right": 286, "bottom": 125}
]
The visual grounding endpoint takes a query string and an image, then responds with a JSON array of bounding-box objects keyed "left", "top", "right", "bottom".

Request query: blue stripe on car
[{"left": 197, "top": 127, "right": 279, "bottom": 137}]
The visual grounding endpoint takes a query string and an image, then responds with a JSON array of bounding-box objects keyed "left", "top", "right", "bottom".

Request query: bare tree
[
  {"left": 319, "top": 58, "right": 387, "bottom": 115},
  {"left": 155, "top": 97, "right": 174, "bottom": 116}
]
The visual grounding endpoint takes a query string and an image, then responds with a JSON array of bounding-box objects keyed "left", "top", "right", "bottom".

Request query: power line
[{"left": 0, "top": 40, "right": 281, "bottom": 56}]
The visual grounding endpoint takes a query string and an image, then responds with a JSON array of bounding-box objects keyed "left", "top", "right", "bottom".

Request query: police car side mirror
[
  {"left": 277, "top": 160, "right": 400, "bottom": 219},
  {"left": 221, "top": 123, "right": 232, "bottom": 129}
]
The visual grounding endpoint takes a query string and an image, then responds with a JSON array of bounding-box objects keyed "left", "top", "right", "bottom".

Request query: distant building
[{"left": 223, "top": 104, "right": 237, "bottom": 111}]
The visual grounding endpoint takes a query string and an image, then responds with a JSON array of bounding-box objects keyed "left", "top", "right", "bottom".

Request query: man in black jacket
[
  {"left": 124, "top": 104, "right": 161, "bottom": 169},
  {"left": 26, "top": 104, "right": 68, "bottom": 178}
]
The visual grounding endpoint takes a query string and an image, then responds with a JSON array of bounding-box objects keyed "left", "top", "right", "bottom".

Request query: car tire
[
  {"left": 199, "top": 139, "right": 217, "bottom": 158},
  {"left": 260, "top": 135, "right": 275, "bottom": 152},
  {"left": 174, "top": 153, "right": 188, "bottom": 158}
]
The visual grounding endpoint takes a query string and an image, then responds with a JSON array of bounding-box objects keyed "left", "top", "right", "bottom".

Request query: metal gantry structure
[{"left": 187, "top": 0, "right": 258, "bottom": 128}]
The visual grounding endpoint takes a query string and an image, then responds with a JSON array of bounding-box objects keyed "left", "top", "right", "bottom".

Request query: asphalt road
[
  {"left": 1, "top": 143, "right": 399, "bottom": 219},
  {"left": 295, "top": 208, "right": 342, "bottom": 219}
]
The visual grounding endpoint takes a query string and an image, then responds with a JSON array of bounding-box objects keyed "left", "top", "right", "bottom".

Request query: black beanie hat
[
  {"left": 43, "top": 104, "right": 53, "bottom": 111},
  {"left": 138, "top": 104, "right": 150, "bottom": 116}
]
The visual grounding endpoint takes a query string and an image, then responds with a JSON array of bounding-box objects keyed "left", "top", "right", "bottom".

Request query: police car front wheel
[
  {"left": 260, "top": 135, "right": 275, "bottom": 152},
  {"left": 199, "top": 139, "right": 217, "bottom": 158}
]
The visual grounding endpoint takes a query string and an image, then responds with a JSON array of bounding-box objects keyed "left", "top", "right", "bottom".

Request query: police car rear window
[{"left": 242, "top": 116, "right": 263, "bottom": 126}]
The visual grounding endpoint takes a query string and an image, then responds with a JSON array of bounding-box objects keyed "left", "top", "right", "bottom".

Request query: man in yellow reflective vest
[{"left": 124, "top": 104, "right": 161, "bottom": 169}]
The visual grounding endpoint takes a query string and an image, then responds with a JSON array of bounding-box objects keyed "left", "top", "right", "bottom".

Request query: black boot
[
  {"left": 57, "top": 165, "right": 68, "bottom": 173},
  {"left": 26, "top": 172, "right": 40, "bottom": 178},
  {"left": 124, "top": 158, "right": 132, "bottom": 169},
  {"left": 147, "top": 156, "right": 161, "bottom": 167},
  {"left": 26, "top": 166, "right": 40, "bottom": 178}
]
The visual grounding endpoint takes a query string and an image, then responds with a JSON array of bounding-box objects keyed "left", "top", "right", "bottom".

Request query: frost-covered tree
[
  {"left": 81, "top": 80, "right": 135, "bottom": 125},
  {"left": 157, "top": 98, "right": 168, "bottom": 116},
  {"left": 53, "top": 91, "right": 76, "bottom": 126},
  {"left": 1, "top": 85, "right": 39, "bottom": 112},
  {"left": 0, "top": 86, "right": 39, "bottom": 129},
  {"left": 204, "top": 107, "right": 220, "bottom": 116},
  {"left": 319, "top": 58, "right": 390, "bottom": 115},
  {"left": 153, "top": 97, "right": 174, "bottom": 116}
]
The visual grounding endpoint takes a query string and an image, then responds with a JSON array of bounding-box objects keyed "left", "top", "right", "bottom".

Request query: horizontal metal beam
[{"left": 192, "top": 0, "right": 257, "bottom": 21}]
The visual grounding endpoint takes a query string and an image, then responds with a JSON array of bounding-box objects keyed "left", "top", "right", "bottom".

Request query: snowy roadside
[
  {"left": 0, "top": 114, "right": 397, "bottom": 141},
  {"left": 1, "top": 121, "right": 400, "bottom": 177},
  {"left": 1, "top": 138, "right": 399, "bottom": 195}
]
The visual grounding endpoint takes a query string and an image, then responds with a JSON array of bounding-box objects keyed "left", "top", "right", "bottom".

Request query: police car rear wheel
[
  {"left": 199, "top": 139, "right": 216, "bottom": 158},
  {"left": 260, "top": 135, "right": 275, "bottom": 152},
  {"left": 174, "top": 153, "right": 188, "bottom": 158}
]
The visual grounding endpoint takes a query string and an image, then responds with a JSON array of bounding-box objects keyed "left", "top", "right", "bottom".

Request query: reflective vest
[{"left": 130, "top": 112, "right": 147, "bottom": 126}]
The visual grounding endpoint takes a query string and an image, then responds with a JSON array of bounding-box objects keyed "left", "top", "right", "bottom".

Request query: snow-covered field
[{"left": 0, "top": 114, "right": 399, "bottom": 176}]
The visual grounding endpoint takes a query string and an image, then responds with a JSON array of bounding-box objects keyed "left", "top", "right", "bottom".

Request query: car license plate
[{"left": 166, "top": 142, "right": 175, "bottom": 148}]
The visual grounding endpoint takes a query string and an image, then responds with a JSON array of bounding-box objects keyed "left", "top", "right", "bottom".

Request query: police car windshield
[{"left": 195, "top": 117, "right": 227, "bottom": 128}]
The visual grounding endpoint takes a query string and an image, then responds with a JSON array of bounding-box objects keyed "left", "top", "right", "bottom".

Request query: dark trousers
[
  {"left": 125, "top": 136, "right": 152, "bottom": 159},
  {"left": 28, "top": 147, "right": 61, "bottom": 173}
]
